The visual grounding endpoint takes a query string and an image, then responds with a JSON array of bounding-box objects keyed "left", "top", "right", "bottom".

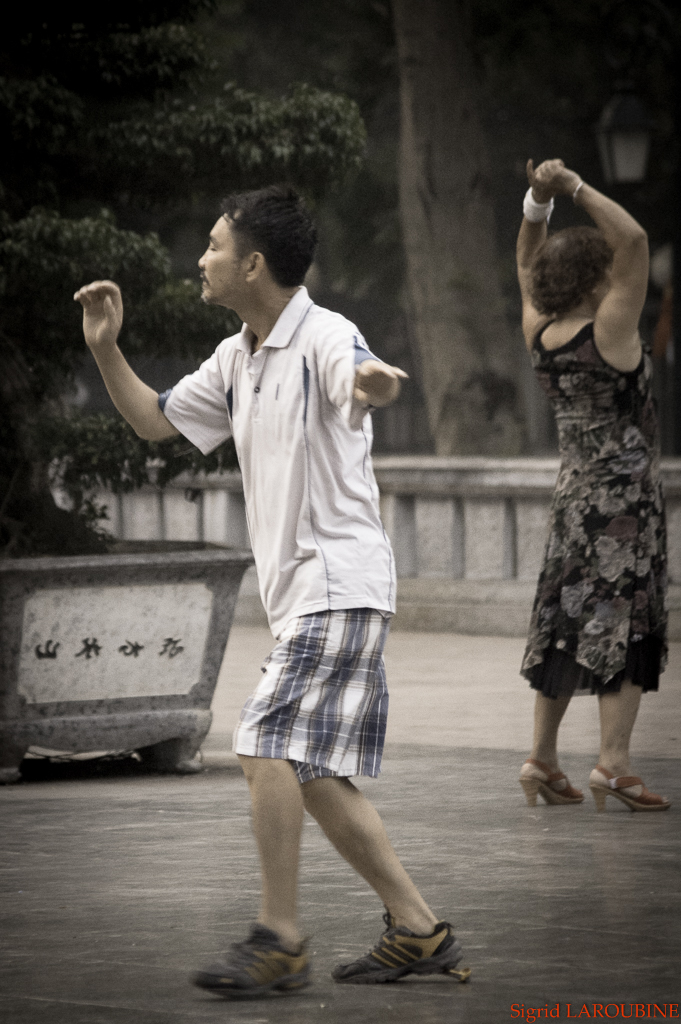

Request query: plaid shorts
[{"left": 232, "top": 608, "right": 391, "bottom": 784}]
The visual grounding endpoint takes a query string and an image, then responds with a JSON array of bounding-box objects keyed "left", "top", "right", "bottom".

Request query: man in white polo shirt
[{"left": 75, "top": 185, "right": 469, "bottom": 998}]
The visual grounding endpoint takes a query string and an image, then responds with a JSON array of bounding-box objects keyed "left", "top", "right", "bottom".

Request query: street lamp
[{"left": 596, "top": 92, "right": 653, "bottom": 183}]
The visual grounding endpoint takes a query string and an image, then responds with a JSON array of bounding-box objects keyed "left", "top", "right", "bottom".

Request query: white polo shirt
[{"left": 159, "top": 286, "right": 396, "bottom": 638}]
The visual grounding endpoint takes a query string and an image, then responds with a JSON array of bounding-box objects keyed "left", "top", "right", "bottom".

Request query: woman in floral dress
[{"left": 515, "top": 158, "right": 669, "bottom": 812}]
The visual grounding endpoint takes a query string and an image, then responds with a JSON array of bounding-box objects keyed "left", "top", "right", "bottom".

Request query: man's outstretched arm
[
  {"left": 74, "top": 280, "right": 180, "bottom": 441},
  {"left": 353, "top": 360, "right": 408, "bottom": 408}
]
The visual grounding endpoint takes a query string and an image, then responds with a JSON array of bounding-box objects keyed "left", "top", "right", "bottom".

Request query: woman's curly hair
[{"left": 530, "top": 226, "right": 614, "bottom": 317}]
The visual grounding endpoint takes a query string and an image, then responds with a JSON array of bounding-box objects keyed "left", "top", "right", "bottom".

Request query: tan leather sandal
[
  {"left": 589, "top": 766, "right": 671, "bottom": 813},
  {"left": 519, "top": 758, "right": 584, "bottom": 806}
]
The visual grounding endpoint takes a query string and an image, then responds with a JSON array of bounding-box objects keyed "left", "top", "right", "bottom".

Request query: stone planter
[{"left": 0, "top": 545, "right": 253, "bottom": 783}]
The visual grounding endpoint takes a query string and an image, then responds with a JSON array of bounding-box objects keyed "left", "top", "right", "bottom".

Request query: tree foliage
[
  {"left": 38, "top": 414, "right": 238, "bottom": 528},
  {"left": 0, "top": 3, "right": 366, "bottom": 556},
  {"left": 100, "top": 84, "right": 365, "bottom": 206}
]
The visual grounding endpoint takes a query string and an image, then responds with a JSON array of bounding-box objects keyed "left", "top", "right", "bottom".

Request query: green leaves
[
  {"left": 98, "top": 84, "right": 366, "bottom": 204},
  {"left": 0, "top": 209, "right": 239, "bottom": 403},
  {"left": 124, "top": 279, "right": 240, "bottom": 359},
  {"left": 0, "top": 76, "right": 83, "bottom": 155},
  {"left": 69, "top": 23, "right": 209, "bottom": 92},
  {"left": 0, "top": 209, "right": 172, "bottom": 393},
  {"left": 0, "top": 208, "right": 170, "bottom": 302},
  {"left": 38, "top": 413, "right": 238, "bottom": 498},
  {"left": 6, "top": 5, "right": 217, "bottom": 95},
  {"left": 1, "top": 1, "right": 368, "bottom": 554}
]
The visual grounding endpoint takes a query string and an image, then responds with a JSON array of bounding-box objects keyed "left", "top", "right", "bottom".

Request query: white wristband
[{"left": 523, "top": 187, "right": 554, "bottom": 223}]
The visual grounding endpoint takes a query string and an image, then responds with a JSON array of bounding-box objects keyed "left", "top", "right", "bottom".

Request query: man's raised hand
[
  {"left": 74, "top": 280, "right": 123, "bottom": 351},
  {"left": 354, "top": 360, "right": 408, "bottom": 408}
]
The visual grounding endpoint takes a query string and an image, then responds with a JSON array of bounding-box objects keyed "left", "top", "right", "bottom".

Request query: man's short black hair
[{"left": 220, "top": 185, "right": 317, "bottom": 288}]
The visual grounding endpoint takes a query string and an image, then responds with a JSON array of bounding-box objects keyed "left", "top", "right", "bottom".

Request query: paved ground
[
  {"left": 206, "top": 627, "right": 681, "bottom": 759},
  {"left": 2, "top": 629, "right": 680, "bottom": 1024}
]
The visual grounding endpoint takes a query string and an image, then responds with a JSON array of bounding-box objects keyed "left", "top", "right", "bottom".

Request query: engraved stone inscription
[
  {"left": 159, "top": 637, "right": 184, "bottom": 658},
  {"left": 35, "top": 640, "right": 60, "bottom": 660},
  {"left": 75, "top": 637, "right": 102, "bottom": 659},
  {"left": 118, "top": 641, "right": 145, "bottom": 657},
  {"left": 18, "top": 583, "right": 213, "bottom": 703}
]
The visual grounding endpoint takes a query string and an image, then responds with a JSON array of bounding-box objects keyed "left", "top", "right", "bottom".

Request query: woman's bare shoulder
[{"left": 540, "top": 317, "right": 592, "bottom": 352}]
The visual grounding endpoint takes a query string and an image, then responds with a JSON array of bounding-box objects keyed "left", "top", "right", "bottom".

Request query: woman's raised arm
[
  {"left": 572, "top": 183, "right": 648, "bottom": 367},
  {"left": 516, "top": 159, "right": 564, "bottom": 347}
]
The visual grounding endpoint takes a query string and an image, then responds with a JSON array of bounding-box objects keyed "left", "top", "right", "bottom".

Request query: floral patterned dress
[{"left": 521, "top": 321, "right": 667, "bottom": 698}]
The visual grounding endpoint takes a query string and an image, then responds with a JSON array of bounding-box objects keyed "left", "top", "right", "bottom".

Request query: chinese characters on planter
[
  {"left": 118, "top": 641, "right": 144, "bottom": 657},
  {"left": 35, "top": 640, "right": 60, "bottom": 659},
  {"left": 75, "top": 638, "right": 102, "bottom": 659},
  {"left": 34, "top": 637, "right": 186, "bottom": 660},
  {"left": 159, "top": 637, "right": 184, "bottom": 658}
]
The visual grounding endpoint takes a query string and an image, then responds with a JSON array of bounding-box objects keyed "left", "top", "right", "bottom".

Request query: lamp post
[
  {"left": 595, "top": 91, "right": 653, "bottom": 184},
  {"left": 596, "top": 80, "right": 681, "bottom": 454},
  {"left": 596, "top": 3, "right": 681, "bottom": 455}
]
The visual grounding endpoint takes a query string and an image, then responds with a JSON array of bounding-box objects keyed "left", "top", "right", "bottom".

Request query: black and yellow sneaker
[
  {"left": 192, "top": 924, "right": 310, "bottom": 999},
  {"left": 332, "top": 911, "right": 471, "bottom": 985}
]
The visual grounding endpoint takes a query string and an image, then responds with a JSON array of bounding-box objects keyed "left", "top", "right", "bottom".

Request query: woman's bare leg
[
  {"left": 596, "top": 679, "right": 642, "bottom": 776},
  {"left": 529, "top": 691, "right": 572, "bottom": 770}
]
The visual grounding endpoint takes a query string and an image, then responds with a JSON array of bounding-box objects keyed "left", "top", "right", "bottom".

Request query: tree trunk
[{"left": 392, "top": 0, "right": 525, "bottom": 455}]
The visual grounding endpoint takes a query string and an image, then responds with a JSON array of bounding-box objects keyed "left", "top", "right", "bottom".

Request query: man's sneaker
[
  {"left": 332, "top": 911, "right": 471, "bottom": 984},
  {"left": 192, "top": 924, "right": 310, "bottom": 999}
]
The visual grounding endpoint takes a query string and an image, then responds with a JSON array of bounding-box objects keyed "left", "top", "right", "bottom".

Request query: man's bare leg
[
  {"left": 302, "top": 776, "right": 438, "bottom": 935},
  {"left": 237, "top": 755, "right": 304, "bottom": 951}
]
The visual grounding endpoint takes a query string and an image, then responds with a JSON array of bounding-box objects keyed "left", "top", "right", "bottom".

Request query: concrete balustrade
[
  {"left": 94, "top": 457, "right": 681, "bottom": 637},
  {"left": 375, "top": 457, "right": 681, "bottom": 583}
]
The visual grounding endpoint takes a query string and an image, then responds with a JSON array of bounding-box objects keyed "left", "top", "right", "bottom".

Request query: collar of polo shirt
[{"left": 237, "top": 286, "right": 313, "bottom": 354}]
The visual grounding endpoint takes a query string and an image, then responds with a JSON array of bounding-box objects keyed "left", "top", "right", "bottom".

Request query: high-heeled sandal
[
  {"left": 519, "top": 758, "right": 584, "bottom": 806},
  {"left": 589, "top": 766, "right": 671, "bottom": 813}
]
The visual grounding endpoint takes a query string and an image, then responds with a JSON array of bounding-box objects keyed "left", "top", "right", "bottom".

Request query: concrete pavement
[
  {"left": 2, "top": 628, "right": 680, "bottom": 1024},
  {"left": 205, "top": 626, "right": 681, "bottom": 761}
]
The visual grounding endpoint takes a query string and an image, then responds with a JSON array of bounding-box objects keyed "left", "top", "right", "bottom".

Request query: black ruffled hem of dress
[{"left": 525, "top": 634, "right": 664, "bottom": 699}]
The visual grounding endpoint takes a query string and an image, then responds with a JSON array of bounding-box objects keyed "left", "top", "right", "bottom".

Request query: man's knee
[
  {"left": 301, "top": 775, "right": 356, "bottom": 811},
  {"left": 237, "top": 754, "right": 297, "bottom": 786}
]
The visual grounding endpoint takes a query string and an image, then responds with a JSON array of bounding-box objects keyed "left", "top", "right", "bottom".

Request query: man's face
[{"left": 198, "top": 216, "right": 245, "bottom": 308}]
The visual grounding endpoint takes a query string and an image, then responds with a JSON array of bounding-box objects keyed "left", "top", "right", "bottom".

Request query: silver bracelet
[
  {"left": 572, "top": 180, "right": 584, "bottom": 202},
  {"left": 523, "top": 187, "right": 554, "bottom": 223}
]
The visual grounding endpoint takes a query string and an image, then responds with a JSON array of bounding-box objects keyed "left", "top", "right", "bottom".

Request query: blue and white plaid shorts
[{"left": 232, "top": 608, "right": 391, "bottom": 784}]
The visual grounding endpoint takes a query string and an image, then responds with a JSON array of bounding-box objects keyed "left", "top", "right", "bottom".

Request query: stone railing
[
  {"left": 92, "top": 456, "right": 681, "bottom": 637},
  {"left": 376, "top": 457, "right": 681, "bottom": 584},
  {"left": 378, "top": 457, "right": 561, "bottom": 582},
  {"left": 98, "top": 456, "right": 681, "bottom": 584}
]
